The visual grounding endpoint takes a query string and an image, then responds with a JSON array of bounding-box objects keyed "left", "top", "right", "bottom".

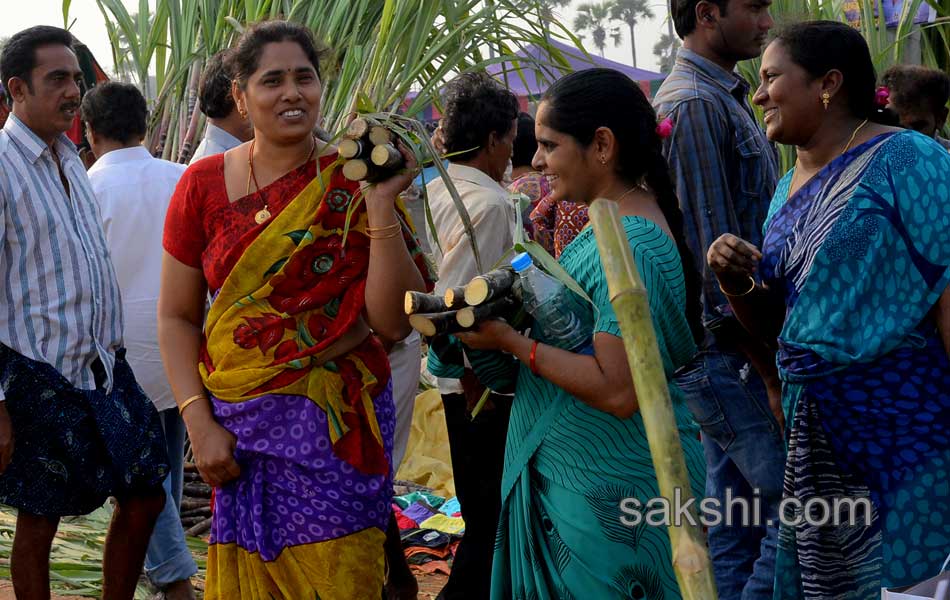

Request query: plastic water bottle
[{"left": 511, "top": 252, "right": 592, "bottom": 352}]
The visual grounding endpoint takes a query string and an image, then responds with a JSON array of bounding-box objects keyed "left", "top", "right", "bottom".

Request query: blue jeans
[
  {"left": 144, "top": 408, "right": 198, "bottom": 588},
  {"left": 675, "top": 347, "right": 786, "bottom": 600}
]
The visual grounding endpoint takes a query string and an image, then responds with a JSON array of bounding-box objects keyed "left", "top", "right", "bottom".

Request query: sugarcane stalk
[
  {"left": 342, "top": 158, "right": 373, "bottom": 181},
  {"left": 345, "top": 117, "right": 373, "bottom": 139},
  {"left": 444, "top": 286, "right": 468, "bottom": 309},
  {"left": 409, "top": 311, "right": 467, "bottom": 337},
  {"left": 371, "top": 143, "right": 404, "bottom": 168},
  {"left": 405, "top": 290, "right": 448, "bottom": 315},
  {"left": 455, "top": 296, "right": 516, "bottom": 328},
  {"left": 339, "top": 138, "right": 368, "bottom": 159},
  {"left": 588, "top": 198, "right": 716, "bottom": 600},
  {"left": 369, "top": 125, "right": 394, "bottom": 145},
  {"left": 185, "top": 517, "right": 212, "bottom": 537},
  {"left": 464, "top": 267, "right": 516, "bottom": 306}
]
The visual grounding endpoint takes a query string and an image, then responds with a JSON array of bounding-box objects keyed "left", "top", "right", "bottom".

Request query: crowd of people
[{"left": 0, "top": 0, "right": 947, "bottom": 598}]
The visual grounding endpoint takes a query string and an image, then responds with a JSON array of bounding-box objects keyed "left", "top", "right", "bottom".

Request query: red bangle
[{"left": 529, "top": 340, "right": 540, "bottom": 375}]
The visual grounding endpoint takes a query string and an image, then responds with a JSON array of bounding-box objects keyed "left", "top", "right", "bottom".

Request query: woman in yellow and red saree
[{"left": 158, "top": 21, "right": 429, "bottom": 599}]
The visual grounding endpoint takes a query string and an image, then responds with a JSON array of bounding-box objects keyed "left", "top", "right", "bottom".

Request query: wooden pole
[{"left": 588, "top": 198, "right": 718, "bottom": 600}]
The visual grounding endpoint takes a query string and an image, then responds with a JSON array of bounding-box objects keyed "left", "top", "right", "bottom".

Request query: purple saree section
[{"left": 208, "top": 384, "right": 394, "bottom": 562}]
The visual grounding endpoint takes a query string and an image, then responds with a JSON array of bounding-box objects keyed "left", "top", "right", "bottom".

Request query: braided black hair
[{"left": 541, "top": 68, "right": 704, "bottom": 344}]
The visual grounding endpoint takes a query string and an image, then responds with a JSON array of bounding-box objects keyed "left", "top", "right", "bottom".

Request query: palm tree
[
  {"left": 537, "top": 0, "right": 573, "bottom": 36},
  {"left": 653, "top": 32, "right": 680, "bottom": 73},
  {"left": 574, "top": 2, "right": 623, "bottom": 57},
  {"left": 609, "top": 0, "right": 654, "bottom": 68}
]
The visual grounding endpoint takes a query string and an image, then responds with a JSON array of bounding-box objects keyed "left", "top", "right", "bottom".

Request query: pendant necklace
[{"left": 246, "top": 136, "right": 317, "bottom": 225}]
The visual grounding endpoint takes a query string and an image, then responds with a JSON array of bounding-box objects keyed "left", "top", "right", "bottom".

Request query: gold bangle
[
  {"left": 366, "top": 222, "right": 401, "bottom": 234},
  {"left": 719, "top": 275, "right": 756, "bottom": 297},
  {"left": 178, "top": 393, "right": 207, "bottom": 415},
  {"left": 367, "top": 229, "right": 402, "bottom": 240}
]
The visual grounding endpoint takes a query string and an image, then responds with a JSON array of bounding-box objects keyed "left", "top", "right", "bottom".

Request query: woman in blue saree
[{"left": 708, "top": 22, "right": 950, "bottom": 599}]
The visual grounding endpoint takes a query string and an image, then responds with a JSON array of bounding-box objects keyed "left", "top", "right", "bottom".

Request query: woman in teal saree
[
  {"left": 456, "top": 69, "right": 706, "bottom": 599},
  {"left": 709, "top": 23, "right": 950, "bottom": 599}
]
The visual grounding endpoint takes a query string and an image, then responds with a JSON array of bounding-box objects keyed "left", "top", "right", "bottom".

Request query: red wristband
[{"left": 529, "top": 340, "right": 540, "bottom": 375}]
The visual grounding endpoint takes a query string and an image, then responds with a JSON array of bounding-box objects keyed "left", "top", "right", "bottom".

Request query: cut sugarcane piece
[
  {"left": 589, "top": 198, "right": 717, "bottom": 599},
  {"left": 371, "top": 143, "right": 404, "bottom": 169},
  {"left": 405, "top": 291, "right": 448, "bottom": 315},
  {"left": 409, "top": 311, "right": 466, "bottom": 337},
  {"left": 345, "top": 117, "right": 372, "bottom": 139},
  {"left": 455, "top": 296, "right": 516, "bottom": 328},
  {"left": 339, "top": 138, "right": 367, "bottom": 159},
  {"left": 369, "top": 125, "right": 394, "bottom": 146},
  {"left": 464, "top": 267, "right": 516, "bottom": 306},
  {"left": 342, "top": 159, "right": 372, "bottom": 181},
  {"left": 444, "top": 286, "right": 468, "bottom": 310}
]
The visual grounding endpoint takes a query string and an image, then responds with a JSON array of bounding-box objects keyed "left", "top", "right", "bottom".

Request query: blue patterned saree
[{"left": 760, "top": 131, "right": 950, "bottom": 599}]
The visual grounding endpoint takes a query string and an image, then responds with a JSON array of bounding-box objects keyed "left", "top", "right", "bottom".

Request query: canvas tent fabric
[{"left": 486, "top": 38, "right": 665, "bottom": 98}]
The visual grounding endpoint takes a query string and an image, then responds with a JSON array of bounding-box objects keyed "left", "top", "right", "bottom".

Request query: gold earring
[
  {"left": 239, "top": 107, "right": 248, "bottom": 119},
  {"left": 821, "top": 92, "right": 830, "bottom": 110},
  {"left": 599, "top": 154, "right": 607, "bottom": 165}
]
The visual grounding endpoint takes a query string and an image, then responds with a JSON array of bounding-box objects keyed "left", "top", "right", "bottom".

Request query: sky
[{"left": 0, "top": 0, "right": 672, "bottom": 76}]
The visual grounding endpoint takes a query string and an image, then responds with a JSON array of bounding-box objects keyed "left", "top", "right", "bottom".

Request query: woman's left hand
[
  {"left": 454, "top": 319, "right": 518, "bottom": 351},
  {"left": 361, "top": 141, "right": 418, "bottom": 207}
]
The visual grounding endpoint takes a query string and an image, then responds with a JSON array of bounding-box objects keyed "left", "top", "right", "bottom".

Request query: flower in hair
[
  {"left": 875, "top": 86, "right": 890, "bottom": 108},
  {"left": 656, "top": 117, "right": 674, "bottom": 139}
]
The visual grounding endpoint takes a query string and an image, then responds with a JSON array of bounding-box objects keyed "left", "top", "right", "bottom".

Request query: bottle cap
[{"left": 511, "top": 252, "right": 533, "bottom": 272}]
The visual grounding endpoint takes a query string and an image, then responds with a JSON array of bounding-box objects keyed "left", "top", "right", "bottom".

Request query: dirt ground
[{"left": 0, "top": 574, "right": 448, "bottom": 599}]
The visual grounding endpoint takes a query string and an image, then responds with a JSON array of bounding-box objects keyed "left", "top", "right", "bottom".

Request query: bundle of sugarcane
[
  {"left": 340, "top": 116, "right": 407, "bottom": 183},
  {"left": 180, "top": 462, "right": 213, "bottom": 537},
  {"left": 589, "top": 198, "right": 717, "bottom": 599},
  {"left": 406, "top": 266, "right": 521, "bottom": 337}
]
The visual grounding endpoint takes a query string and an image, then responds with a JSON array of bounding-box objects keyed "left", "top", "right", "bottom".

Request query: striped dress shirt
[{"left": 0, "top": 114, "right": 123, "bottom": 399}]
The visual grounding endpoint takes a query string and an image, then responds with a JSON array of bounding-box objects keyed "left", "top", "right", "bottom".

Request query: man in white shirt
[
  {"left": 82, "top": 82, "right": 197, "bottom": 600},
  {"left": 424, "top": 72, "right": 518, "bottom": 600},
  {"left": 188, "top": 50, "right": 252, "bottom": 164}
]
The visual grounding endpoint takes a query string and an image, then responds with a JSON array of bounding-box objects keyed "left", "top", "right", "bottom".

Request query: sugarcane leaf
[{"left": 469, "top": 388, "right": 491, "bottom": 420}]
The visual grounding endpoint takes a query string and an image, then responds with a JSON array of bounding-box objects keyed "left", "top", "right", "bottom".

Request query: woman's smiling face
[
  {"left": 753, "top": 40, "right": 826, "bottom": 146},
  {"left": 531, "top": 101, "right": 599, "bottom": 205}
]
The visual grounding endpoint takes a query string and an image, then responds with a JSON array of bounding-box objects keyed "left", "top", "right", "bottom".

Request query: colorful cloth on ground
[
  {"left": 508, "top": 171, "right": 551, "bottom": 241},
  {"left": 490, "top": 217, "right": 705, "bottom": 599},
  {"left": 0, "top": 347, "right": 168, "bottom": 516},
  {"left": 164, "top": 152, "right": 431, "bottom": 599},
  {"left": 419, "top": 513, "right": 466, "bottom": 535},
  {"left": 759, "top": 131, "right": 950, "bottom": 599},
  {"left": 528, "top": 196, "right": 589, "bottom": 258}
]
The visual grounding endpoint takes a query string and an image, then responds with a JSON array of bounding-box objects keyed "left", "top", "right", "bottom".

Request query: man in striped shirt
[{"left": 0, "top": 26, "right": 169, "bottom": 599}]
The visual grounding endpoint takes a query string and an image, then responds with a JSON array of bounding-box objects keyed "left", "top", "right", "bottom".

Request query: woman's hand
[
  {"left": 361, "top": 141, "right": 418, "bottom": 208},
  {"left": 454, "top": 319, "right": 519, "bottom": 352},
  {"left": 185, "top": 410, "right": 241, "bottom": 487},
  {"left": 707, "top": 234, "right": 763, "bottom": 291}
]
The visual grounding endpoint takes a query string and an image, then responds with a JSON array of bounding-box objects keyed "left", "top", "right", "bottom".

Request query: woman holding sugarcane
[
  {"left": 456, "top": 68, "right": 706, "bottom": 599},
  {"left": 708, "top": 21, "right": 950, "bottom": 598},
  {"left": 157, "top": 20, "right": 428, "bottom": 599}
]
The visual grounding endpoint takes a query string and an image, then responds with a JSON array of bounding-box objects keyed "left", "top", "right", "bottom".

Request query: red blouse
[{"left": 163, "top": 153, "right": 332, "bottom": 292}]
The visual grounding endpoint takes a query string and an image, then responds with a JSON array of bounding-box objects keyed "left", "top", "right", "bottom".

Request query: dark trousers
[{"left": 437, "top": 392, "right": 511, "bottom": 600}]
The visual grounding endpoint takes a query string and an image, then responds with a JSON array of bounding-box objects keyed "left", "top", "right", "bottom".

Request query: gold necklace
[
  {"left": 246, "top": 136, "right": 317, "bottom": 225},
  {"left": 612, "top": 184, "right": 642, "bottom": 204},
  {"left": 793, "top": 119, "right": 871, "bottom": 190},
  {"left": 841, "top": 118, "right": 869, "bottom": 155}
]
